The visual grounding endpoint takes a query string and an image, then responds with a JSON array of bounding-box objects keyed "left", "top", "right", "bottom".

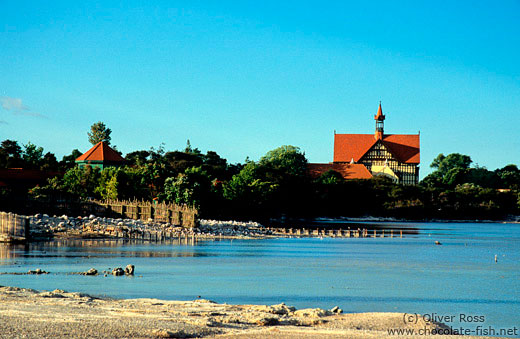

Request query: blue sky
[{"left": 1, "top": 1, "right": 519, "bottom": 178}]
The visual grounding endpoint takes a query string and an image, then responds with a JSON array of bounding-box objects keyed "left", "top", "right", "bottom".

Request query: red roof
[
  {"left": 308, "top": 163, "right": 373, "bottom": 180},
  {"left": 76, "top": 142, "right": 125, "bottom": 162},
  {"left": 333, "top": 134, "right": 420, "bottom": 164}
]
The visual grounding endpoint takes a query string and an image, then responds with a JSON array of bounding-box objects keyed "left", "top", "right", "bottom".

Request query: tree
[
  {"left": 22, "top": 142, "right": 44, "bottom": 169},
  {"left": 41, "top": 152, "right": 59, "bottom": 171},
  {"left": 259, "top": 145, "right": 308, "bottom": 178},
  {"left": 0, "top": 139, "right": 23, "bottom": 168},
  {"left": 162, "top": 166, "right": 213, "bottom": 208},
  {"left": 60, "top": 149, "right": 82, "bottom": 170},
  {"left": 430, "top": 153, "right": 472, "bottom": 175},
  {"left": 495, "top": 165, "right": 520, "bottom": 190},
  {"left": 422, "top": 153, "right": 473, "bottom": 187},
  {"left": 125, "top": 150, "right": 151, "bottom": 166},
  {"left": 223, "top": 161, "right": 279, "bottom": 215},
  {"left": 184, "top": 139, "right": 201, "bottom": 154},
  {"left": 316, "top": 170, "right": 345, "bottom": 185},
  {"left": 95, "top": 167, "right": 121, "bottom": 200},
  {"left": 61, "top": 166, "right": 101, "bottom": 198},
  {"left": 88, "top": 121, "right": 112, "bottom": 145}
]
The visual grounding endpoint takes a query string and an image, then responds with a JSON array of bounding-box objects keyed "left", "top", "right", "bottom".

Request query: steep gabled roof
[
  {"left": 308, "top": 163, "right": 373, "bottom": 180},
  {"left": 383, "top": 134, "right": 420, "bottom": 163},
  {"left": 76, "top": 142, "right": 125, "bottom": 162},
  {"left": 333, "top": 134, "right": 420, "bottom": 164},
  {"left": 333, "top": 134, "right": 376, "bottom": 163}
]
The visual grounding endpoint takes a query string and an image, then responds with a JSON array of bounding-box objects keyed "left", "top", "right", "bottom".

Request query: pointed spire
[{"left": 375, "top": 101, "right": 385, "bottom": 121}]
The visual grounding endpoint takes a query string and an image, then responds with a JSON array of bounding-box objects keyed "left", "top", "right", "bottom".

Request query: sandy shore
[{"left": 0, "top": 286, "right": 503, "bottom": 339}]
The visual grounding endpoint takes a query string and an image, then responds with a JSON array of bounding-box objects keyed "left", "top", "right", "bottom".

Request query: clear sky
[{"left": 1, "top": 1, "right": 519, "bottom": 178}]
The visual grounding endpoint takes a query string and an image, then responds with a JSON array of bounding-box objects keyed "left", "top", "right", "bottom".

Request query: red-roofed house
[
  {"left": 75, "top": 142, "right": 125, "bottom": 169},
  {"left": 310, "top": 103, "right": 420, "bottom": 184}
]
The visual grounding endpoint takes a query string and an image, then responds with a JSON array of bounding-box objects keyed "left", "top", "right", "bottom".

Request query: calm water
[{"left": 1, "top": 222, "right": 519, "bottom": 334}]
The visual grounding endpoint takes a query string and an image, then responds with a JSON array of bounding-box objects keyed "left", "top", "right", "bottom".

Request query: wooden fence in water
[
  {"left": 0, "top": 212, "right": 30, "bottom": 242},
  {"left": 86, "top": 199, "right": 198, "bottom": 228}
]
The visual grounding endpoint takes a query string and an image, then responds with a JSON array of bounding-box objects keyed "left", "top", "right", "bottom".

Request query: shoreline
[{"left": 0, "top": 285, "right": 500, "bottom": 339}]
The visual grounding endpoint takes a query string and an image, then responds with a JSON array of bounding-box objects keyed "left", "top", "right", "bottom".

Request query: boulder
[
  {"left": 84, "top": 268, "right": 98, "bottom": 276},
  {"left": 112, "top": 267, "right": 125, "bottom": 276},
  {"left": 330, "top": 306, "right": 343, "bottom": 314},
  {"left": 294, "top": 308, "right": 332, "bottom": 318},
  {"left": 256, "top": 317, "right": 280, "bottom": 326},
  {"left": 125, "top": 265, "right": 135, "bottom": 275}
]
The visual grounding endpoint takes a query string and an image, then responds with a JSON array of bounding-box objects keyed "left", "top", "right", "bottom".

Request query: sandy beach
[{"left": 0, "top": 285, "right": 504, "bottom": 339}]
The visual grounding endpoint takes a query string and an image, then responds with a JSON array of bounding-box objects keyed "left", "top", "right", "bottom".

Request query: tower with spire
[{"left": 374, "top": 102, "right": 385, "bottom": 140}]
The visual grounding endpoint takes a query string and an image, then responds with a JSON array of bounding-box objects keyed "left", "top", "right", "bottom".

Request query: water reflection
[
  {"left": 0, "top": 243, "right": 27, "bottom": 260},
  {"left": 0, "top": 238, "right": 222, "bottom": 261}
]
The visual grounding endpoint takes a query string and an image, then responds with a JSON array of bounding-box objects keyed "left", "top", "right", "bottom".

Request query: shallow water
[{"left": 1, "top": 222, "right": 519, "bottom": 335}]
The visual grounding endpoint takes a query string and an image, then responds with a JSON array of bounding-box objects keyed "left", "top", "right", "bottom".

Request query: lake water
[{"left": 1, "top": 221, "right": 519, "bottom": 336}]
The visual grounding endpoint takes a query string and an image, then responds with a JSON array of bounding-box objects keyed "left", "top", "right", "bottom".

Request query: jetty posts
[{"left": 266, "top": 225, "right": 406, "bottom": 239}]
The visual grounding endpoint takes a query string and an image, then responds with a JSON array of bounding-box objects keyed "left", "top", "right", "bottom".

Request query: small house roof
[
  {"left": 76, "top": 142, "right": 125, "bottom": 162},
  {"left": 308, "top": 163, "right": 373, "bottom": 180}
]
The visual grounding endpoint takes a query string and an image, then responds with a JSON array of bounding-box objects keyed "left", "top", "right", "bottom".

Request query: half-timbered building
[{"left": 309, "top": 103, "right": 420, "bottom": 184}]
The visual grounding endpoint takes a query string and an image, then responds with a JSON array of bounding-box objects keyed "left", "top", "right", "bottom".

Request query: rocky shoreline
[
  {"left": 0, "top": 285, "right": 497, "bottom": 339},
  {"left": 28, "top": 213, "right": 273, "bottom": 240}
]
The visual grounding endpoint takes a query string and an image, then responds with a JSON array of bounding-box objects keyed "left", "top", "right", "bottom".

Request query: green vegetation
[
  {"left": 1, "top": 137, "right": 519, "bottom": 221},
  {"left": 88, "top": 121, "right": 112, "bottom": 145}
]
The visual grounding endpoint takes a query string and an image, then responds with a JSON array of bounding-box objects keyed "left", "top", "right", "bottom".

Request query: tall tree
[
  {"left": 88, "top": 121, "right": 112, "bottom": 145},
  {"left": 0, "top": 139, "right": 23, "bottom": 168},
  {"left": 22, "top": 142, "right": 44, "bottom": 169}
]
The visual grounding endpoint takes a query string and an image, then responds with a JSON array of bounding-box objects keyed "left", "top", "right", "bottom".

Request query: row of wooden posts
[
  {"left": 87, "top": 199, "right": 198, "bottom": 228},
  {"left": 269, "top": 227, "right": 403, "bottom": 238},
  {"left": 0, "top": 212, "right": 30, "bottom": 242},
  {"left": 93, "top": 229, "right": 198, "bottom": 242}
]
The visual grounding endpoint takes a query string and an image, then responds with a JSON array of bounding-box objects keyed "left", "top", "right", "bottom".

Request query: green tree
[
  {"left": 88, "top": 121, "right": 112, "bottom": 145},
  {"left": 60, "top": 149, "right": 82, "bottom": 170},
  {"left": 259, "top": 145, "right": 308, "bottom": 178},
  {"left": 422, "top": 153, "right": 473, "bottom": 187},
  {"left": 125, "top": 150, "right": 151, "bottom": 166},
  {"left": 495, "top": 164, "right": 520, "bottom": 189},
  {"left": 0, "top": 139, "right": 23, "bottom": 168},
  {"left": 223, "top": 162, "right": 278, "bottom": 208},
  {"left": 41, "top": 152, "right": 59, "bottom": 171},
  {"left": 316, "top": 170, "right": 345, "bottom": 185},
  {"left": 95, "top": 167, "right": 121, "bottom": 200},
  {"left": 61, "top": 166, "right": 101, "bottom": 198},
  {"left": 22, "top": 142, "right": 44, "bottom": 169},
  {"left": 431, "top": 153, "right": 472, "bottom": 175},
  {"left": 162, "top": 166, "right": 213, "bottom": 208}
]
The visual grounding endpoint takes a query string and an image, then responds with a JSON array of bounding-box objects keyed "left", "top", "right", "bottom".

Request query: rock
[
  {"left": 125, "top": 265, "right": 135, "bottom": 275},
  {"left": 330, "top": 306, "right": 343, "bottom": 314},
  {"left": 39, "top": 290, "right": 66, "bottom": 298},
  {"left": 28, "top": 268, "right": 48, "bottom": 275},
  {"left": 435, "top": 241, "right": 442, "bottom": 245},
  {"left": 112, "top": 268, "right": 125, "bottom": 276},
  {"left": 256, "top": 317, "right": 279, "bottom": 326},
  {"left": 84, "top": 268, "right": 98, "bottom": 276},
  {"left": 89, "top": 214, "right": 96, "bottom": 220},
  {"left": 294, "top": 308, "right": 332, "bottom": 318},
  {"left": 252, "top": 303, "right": 296, "bottom": 315},
  {"left": 151, "top": 329, "right": 192, "bottom": 338}
]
